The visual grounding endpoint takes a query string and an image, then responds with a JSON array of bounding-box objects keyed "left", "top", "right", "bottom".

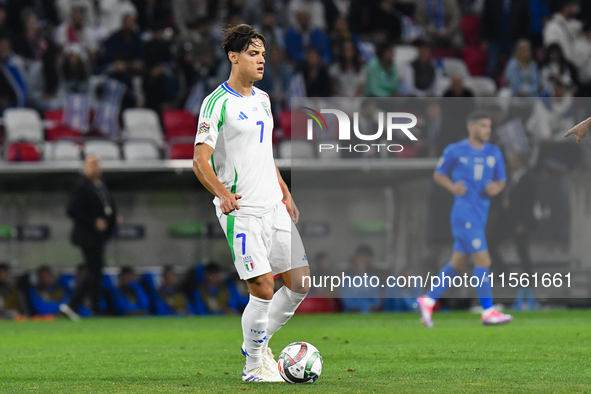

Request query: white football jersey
[{"left": 195, "top": 82, "right": 283, "bottom": 217}]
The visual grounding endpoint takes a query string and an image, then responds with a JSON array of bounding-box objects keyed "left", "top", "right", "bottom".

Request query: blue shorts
[{"left": 451, "top": 219, "right": 488, "bottom": 255}]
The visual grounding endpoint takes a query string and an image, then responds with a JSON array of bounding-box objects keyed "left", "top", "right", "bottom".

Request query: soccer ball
[{"left": 277, "top": 341, "right": 323, "bottom": 384}]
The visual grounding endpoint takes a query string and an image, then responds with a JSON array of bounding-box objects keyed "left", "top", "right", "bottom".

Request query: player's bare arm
[
  {"left": 276, "top": 164, "right": 299, "bottom": 223},
  {"left": 433, "top": 171, "right": 467, "bottom": 196},
  {"left": 193, "top": 143, "right": 242, "bottom": 214},
  {"left": 564, "top": 116, "right": 591, "bottom": 143},
  {"left": 485, "top": 180, "right": 506, "bottom": 197}
]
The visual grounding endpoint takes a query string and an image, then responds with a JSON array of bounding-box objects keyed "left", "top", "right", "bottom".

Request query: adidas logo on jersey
[{"left": 238, "top": 111, "right": 249, "bottom": 121}]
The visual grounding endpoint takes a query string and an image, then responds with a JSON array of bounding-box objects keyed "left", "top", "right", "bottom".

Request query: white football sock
[
  {"left": 263, "top": 286, "right": 307, "bottom": 349},
  {"left": 242, "top": 294, "right": 272, "bottom": 370}
]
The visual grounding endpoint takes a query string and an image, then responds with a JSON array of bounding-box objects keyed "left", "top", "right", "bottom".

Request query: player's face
[
  {"left": 468, "top": 118, "right": 492, "bottom": 143},
  {"left": 83, "top": 156, "right": 102, "bottom": 180},
  {"left": 0, "top": 269, "right": 8, "bottom": 282},
  {"left": 235, "top": 39, "right": 265, "bottom": 82},
  {"left": 119, "top": 273, "right": 133, "bottom": 286},
  {"left": 39, "top": 270, "right": 53, "bottom": 287},
  {"left": 164, "top": 270, "right": 176, "bottom": 286}
]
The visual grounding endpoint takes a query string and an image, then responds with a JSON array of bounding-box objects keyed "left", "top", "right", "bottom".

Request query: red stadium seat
[
  {"left": 168, "top": 142, "right": 194, "bottom": 160},
  {"left": 461, "top": 15, "right": 481, "bottom": 46},
  {"left": 430, "top": 47, "right": 457, "bottom": 59},
  {"left": 281, "top": 109, "right": 309, "bottom": 140},
  {"left": 163, "top": 110, "right": 197, "bottom": 141},
  {"left": 396, "top": 145, "right": 420, "bottom": 158},
  {"left": 7, "top": 142, "right": 41, "bottom": 162},
  {"left": 279, "top": 110, "right": 292, "bottom": 139},
  {"left": 44, "top": 109, "right": 83, "bottom": 141},
  {"left": 44, "top": 109, "right": 63, "bottom": 124},
  {"left": 46, "top": 126, "right": 84, "bottom": 141},
  {"left": 296, "top": 298, "right": 341, "bottom": 314},
  {"left": 463, "top": 46, "right": 486, "bottom": 77}
]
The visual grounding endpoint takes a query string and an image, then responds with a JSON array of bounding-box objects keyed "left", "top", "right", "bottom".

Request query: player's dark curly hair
[
  {"left": 466, "top": 110, "right": 491, "bottom": 124},
  {"left": 222, "top": 24, "right": 267, "bottom": 60}
]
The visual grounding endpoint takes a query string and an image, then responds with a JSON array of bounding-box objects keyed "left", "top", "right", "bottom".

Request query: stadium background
[{"left": 1, "top": 0, "right": 591, "bottom": 318}]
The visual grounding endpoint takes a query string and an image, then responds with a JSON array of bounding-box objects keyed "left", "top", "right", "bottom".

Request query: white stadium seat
[
  {"left": 394, "top": 45, "right": 419, "bottom": 76},
  {"left": 317, "top": 141, "right": 340, "bottom": 160},
  {"left": 435, "top": 76, "right": 452, "bottom": 96},
  {"left": 442, "top": 58, "right": 470, "bottom": 78},
  {"left": 45, "top": 140, "right": 81, "bottom": 161},
  {"left": 464, "top": 77, "right": 497, "bottom": 97},
  {"left": 123, "top": 140, "right": 160, "bottom": 161},
  {"left": 4, "top": 108, "right": 44, "bottom": 142},
  {"left": 123, "top": 108, "right": 164, "bottom": 146},
  {"left": 279, "top": 140, "right": 314, "bottom": 159},
  {"left": 84, "top": 140, "right": 121, "bottom": 161}
]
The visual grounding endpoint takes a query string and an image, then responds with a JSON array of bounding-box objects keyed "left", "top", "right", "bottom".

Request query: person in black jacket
[
  {"left": 62, "top": 155, "right": 119, "bottom": 318},
  {"left": 481, "top": 0, "right": 530, "bottom": 80},
  {"left": 487, "top": 152, "right": 536, "bottom": 275}
]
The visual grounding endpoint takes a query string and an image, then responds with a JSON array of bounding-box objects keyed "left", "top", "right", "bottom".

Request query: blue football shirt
[{"left": 435, "top": 139, "right": 506, "bottom": 225}]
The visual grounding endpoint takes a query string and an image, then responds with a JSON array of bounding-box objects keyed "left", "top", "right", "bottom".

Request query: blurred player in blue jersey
[{"left": 417, "top": 110, "right": 513, "bottom": 326}]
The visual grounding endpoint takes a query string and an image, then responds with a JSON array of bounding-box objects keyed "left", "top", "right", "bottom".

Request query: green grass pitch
[{"left": 1, "top": 310, "right": 590, "bottom": 393}]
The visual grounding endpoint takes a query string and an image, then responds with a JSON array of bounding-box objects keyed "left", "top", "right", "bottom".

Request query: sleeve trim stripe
[
  {"left": 204, "top": 87, "right": 225, "bottom": 117},
  {"left": 217, "top": 99, "right": 228, "bottom": 132},
  {"left": 203, "top": 86, "right": 223, "bottom": 113},
  {"left": 206, "top": 91, "right": 228, "bottom": 118}
]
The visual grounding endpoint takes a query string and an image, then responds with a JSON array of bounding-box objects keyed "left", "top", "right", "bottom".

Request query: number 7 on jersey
[{"left": 257, "top": 121, "right": 264, "bottom": 143}]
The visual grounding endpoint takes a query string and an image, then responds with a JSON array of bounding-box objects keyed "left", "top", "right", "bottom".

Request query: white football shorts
[{"left": 217, "top": 201, "right": 309, "bottom": 280}]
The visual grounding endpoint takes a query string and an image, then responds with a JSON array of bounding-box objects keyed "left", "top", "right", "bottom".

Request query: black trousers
[
  {"left": 69, "top": 244, "right": 105, "bottom": 314},
  {"left": 488, "top": 223, "right": 533, "bottom": 275}
]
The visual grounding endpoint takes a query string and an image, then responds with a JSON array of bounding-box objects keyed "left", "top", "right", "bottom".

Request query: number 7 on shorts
[{"left": 236, "top": 233, "right": 246, "bottom": 255}]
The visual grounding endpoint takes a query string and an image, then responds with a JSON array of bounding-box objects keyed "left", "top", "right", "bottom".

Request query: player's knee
[
  {"left": 252, "top": 284, "right": 275, "bottom": 300},
  {"left": 258, "top": 286, "right": 275, "bottom": 300},
  {"left": 451, "top": 253, "right": 467, "bottom": 270},
  {"left": 291, "top": 266, "right": 311, "bottom": 294},
  {"left": 293, "top": 280, "right": 310, "bottom": 295},
  {"left": 477, "top": 259, "right": 491, "bottom": 268},
  {"left": 246, "top": 275, "right": 275, "bottom": 300},
  {"left": 473, "top": 252, "right": 492, "bottom": 268}
]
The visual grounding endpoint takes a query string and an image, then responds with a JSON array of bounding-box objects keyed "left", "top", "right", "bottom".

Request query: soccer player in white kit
[{"left": 192, "top": 25, "right": 310, "bottom": 382}]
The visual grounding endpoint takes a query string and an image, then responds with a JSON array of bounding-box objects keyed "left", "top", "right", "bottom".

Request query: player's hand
[
  {"left": 564, "top": 121, "right": 590, "bottom": 143},
  {"left": 95, "top": 218, "right": 108, "bottom": 232},
  {"left": 285, "top": 195, "right": 300, "bottom": 224},
  {"left": 220, "top": 193, "right": 242, "bottom": 215},
  {"left": 450, "top": 180, "right": 467, "bottom": 196},
  {"left": 485, "top": 181, "right": 504, "bottom": 196}
]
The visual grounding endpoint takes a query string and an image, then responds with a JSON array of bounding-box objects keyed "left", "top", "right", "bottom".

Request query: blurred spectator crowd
[
  {"left": 0, "top": 0, "right": 590, "bottom": 164},
  {"left": 0, "top": 245, "right": 427, "bottom": 320},
  {"left": 0, "top": 261, "right": 251, "bottom": 319}
]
